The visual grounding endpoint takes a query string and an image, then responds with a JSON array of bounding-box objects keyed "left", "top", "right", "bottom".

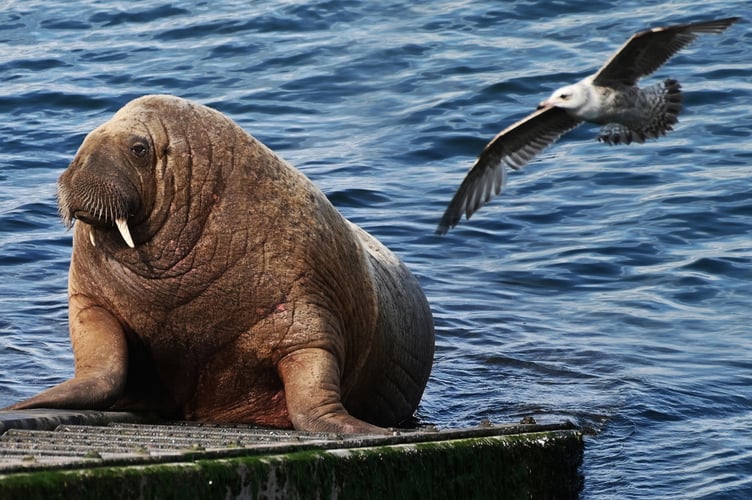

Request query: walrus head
[
  {"left": 58, "top": 127, "right": 154, "bottom": 248},
  {"left": 57, "top": 95, "right": 257, "bottom": 257}
]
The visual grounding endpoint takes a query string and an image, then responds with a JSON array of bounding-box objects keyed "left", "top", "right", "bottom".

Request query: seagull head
[{"left": 538, "top": 83, "right": 588, "bottom": 111}]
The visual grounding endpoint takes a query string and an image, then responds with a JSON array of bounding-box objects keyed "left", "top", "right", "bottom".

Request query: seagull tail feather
[
  {"left": 658, "top": 78, "right": 683, "bottom": 131},
  {"left": 641, "top": 78, "right": 683, "bottom": 140},
  {"left": 597, "top": 79, "right": 683, "bottom": 145}
]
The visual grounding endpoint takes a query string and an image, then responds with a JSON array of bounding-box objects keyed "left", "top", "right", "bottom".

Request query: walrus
[{"left": 5, "top": 95, "right": 435, "bottom": 434}]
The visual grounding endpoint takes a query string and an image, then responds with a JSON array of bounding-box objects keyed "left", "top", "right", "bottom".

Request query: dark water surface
[{"left": 1, "top": 1, "right": 750, "bottom": 497}]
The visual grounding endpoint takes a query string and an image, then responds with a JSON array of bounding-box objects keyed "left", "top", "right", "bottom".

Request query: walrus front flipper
[
  {"left": 277, "top": 348, "right": 388, "bottom": 435},
  {"left": 4, "top": 297, "right": 128, "bottom": 411}
]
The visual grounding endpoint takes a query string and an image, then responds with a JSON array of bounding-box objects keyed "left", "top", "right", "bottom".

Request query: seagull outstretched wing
[
  {"left": 437, "top": 106, "right": 581, "bottom": 234},
  {"left": 592, "top": 17, "right": 739, "bottom": 86}
]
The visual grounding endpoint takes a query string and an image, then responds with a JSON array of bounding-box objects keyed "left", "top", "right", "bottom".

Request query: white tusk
[
  {"left": 89, "top": 228, "right": 96, "bottom": 247},
  {"left": 115, "top": 218, "right": 135, "bottom": 248}
]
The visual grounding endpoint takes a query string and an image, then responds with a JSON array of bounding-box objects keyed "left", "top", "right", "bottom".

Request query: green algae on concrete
[{"left": 0, "top": 429, "right": 583, "bottom": 499}]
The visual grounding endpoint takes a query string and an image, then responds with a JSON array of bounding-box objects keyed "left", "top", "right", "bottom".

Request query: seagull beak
[{"left": 537, "top": 100, "right": 552, "bottom": 110}]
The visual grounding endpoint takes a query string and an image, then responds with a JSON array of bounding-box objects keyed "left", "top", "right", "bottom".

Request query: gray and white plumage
[{"left": 437, "top": 16, "right": 739, "bottom": 235}]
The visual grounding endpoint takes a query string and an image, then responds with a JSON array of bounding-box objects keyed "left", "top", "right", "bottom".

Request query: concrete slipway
[{"left": 0, "top": 409, "right": 583, "bottom": 499}]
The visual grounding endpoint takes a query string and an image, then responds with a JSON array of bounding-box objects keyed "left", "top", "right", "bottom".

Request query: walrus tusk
[{"left": 115, "top": 218, "right": 135, "bottom": 248}]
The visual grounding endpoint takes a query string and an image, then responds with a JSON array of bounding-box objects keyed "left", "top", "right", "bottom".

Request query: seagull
[{"left": 437, "top": 16, "right": 740, "bottom": 235}]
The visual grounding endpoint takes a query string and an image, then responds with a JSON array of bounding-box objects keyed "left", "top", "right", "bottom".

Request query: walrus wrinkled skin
[{"left": 5, "top": 95, "right": 435, "bottom": 434}]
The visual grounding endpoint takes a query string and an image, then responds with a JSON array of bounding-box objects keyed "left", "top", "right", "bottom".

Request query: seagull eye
[{"left": 559, "top": 93, "right": 570, "bottom": 100}]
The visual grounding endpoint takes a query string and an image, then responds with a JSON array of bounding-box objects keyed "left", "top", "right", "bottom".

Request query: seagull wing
[
  {"left": 592, "top": 17, "right": 739, "bottom": 86},
  {"left": 436, "top": 106, "right": 581, "bottom": 234}
]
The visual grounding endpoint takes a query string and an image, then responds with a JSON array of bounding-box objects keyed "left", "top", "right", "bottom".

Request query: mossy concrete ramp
[{"left": 0, "top": 410, "right": 583, "bottom": 499}]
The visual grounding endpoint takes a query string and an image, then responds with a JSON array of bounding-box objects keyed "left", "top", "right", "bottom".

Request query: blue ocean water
[{"left": 0, "top": 1, "right": 750, "bottom": 497}]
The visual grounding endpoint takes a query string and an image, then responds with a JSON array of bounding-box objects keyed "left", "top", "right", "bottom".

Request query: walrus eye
[{"left": 131, "top": 143, "right": 148, "bottom": 158}]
